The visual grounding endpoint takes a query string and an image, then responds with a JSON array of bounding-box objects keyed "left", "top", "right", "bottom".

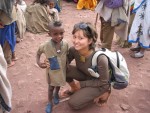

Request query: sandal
[
  {"left": 130, "top": 46, "right": 141, "bottom": 52},
  {"left": 130, "top": 52, "right": 144, "bottom": 58},
  {"left": 45, "top": 103, "right": 52, "bottom": 113}
]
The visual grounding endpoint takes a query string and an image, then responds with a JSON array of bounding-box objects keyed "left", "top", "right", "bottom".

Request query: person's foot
[
  {"left": 130, "top": 46, "right": 141, "bottom": 52},
  {"left": 7, "top": 61, "right": 15, "bottom": 68},
  {"left": 12, "top": 52, "right": 18, "bottom": 61},
  {"left": 130, "top": 52, "right": 144, "bottom": 58},
  {"left": 45, "top": 103, "right": 52, "bottom": 113},
  {"left": 53, "top": 94, "right": 59, "bottom": 105}
]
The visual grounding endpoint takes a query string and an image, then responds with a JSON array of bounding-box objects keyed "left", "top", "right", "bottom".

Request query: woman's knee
[{"left": 68, "top": 97, "right": 82, "bottom": 110}]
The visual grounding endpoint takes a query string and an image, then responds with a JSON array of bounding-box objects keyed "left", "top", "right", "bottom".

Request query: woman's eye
[
  {"left": 79, "top": 37, "right": 83, "bottom": 40},
  {"left": 73, "top": 36, "right": 76, "bottom": 39}
]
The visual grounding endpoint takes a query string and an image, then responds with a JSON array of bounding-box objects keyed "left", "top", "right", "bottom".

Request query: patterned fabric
[{"left": 128, "top": 0, "right": 150, "bottom": 48}]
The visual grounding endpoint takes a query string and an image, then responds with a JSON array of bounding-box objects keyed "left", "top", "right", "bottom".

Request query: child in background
[
  {"left": 48, "top": 0, "right": 60, "bottom": 21},
  {"left": 0, "top": 0, "right": 17, "bottom": 67},
  {"left": 36, "top": 21, "right": 68, "bottom": 113},
  {"left": 25, "top": 0, "right": 59, "bottom": 34}
]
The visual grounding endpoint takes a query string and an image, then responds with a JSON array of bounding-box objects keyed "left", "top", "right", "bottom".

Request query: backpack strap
[
  {"left": 116, "top": 52, "right": 120, "bottom": 68},
  {"left": 91, "top": 49, "right": 114, "bottom": 84}
]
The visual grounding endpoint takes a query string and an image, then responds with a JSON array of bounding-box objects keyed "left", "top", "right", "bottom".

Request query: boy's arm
[
  {"left": 36, "top": 43, "right": 49, "bottom": 69},
  {"left": 36, "top": 53, "right": 48, "bottom": 69}
]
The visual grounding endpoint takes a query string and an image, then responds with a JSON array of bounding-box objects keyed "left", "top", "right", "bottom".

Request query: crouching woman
[{"left": 65, "top": 22, "right": 111, "bottom": 109}]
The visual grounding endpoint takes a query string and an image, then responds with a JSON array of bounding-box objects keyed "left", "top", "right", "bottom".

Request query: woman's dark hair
[{"left": 72, "top": 22, "right": 98, "bottom": 50}]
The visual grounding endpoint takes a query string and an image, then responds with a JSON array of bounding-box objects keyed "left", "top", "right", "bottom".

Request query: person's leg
[
  {"left": 65, "top": 65, "right": 87, "bottom": 94},
  {"left": 61, "top": 65, "right": 87, "bottom": 97},
  {"left": 100, "top": 17, "right": 115, "bottom": 50},
  {"left": 53, "top": 86, "right": 60, "bottom": 105},
  {"left": 3, "top": 41, "right": 15, "bottom": 67},
  {"left": 46, "top": 85, "right": 54, "bottom": 113},
  {"left": 68, "top": 86, "right": 110, "bottom": 109}
]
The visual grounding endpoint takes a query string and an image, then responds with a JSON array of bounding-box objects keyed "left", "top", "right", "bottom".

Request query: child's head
[
  {"left": 48, "top": 21, "right": 65, "bottom": 43},
  {"left": 48, "top": 0, "right": 55, "bottom": 9},
  {"left": 72, "top": 22, "right": 98, "bottom": 50},
  {"left": 33, "top": 0, "right": 54, "bottom": 6}
]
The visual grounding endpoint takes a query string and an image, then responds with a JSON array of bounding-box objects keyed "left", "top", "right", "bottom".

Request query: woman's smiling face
[{"left": 72, "top": 30, "right": 92, "bottom": 51}]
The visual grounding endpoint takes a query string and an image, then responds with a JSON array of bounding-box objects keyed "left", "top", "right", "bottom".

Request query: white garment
[
  {"left": 18, "top": 0, "right": 27, "bottom": 12},
  {"left": 134, "top": 0, "right": 143, "bottom": 9},
  {"left": 128, "top": 0, "right": 150, "bottom": 48},
  {"left": 0, "top": 46, "right": 12, "bottom": 113}
]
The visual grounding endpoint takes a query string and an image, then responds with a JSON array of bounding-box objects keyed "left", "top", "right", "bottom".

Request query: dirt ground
[{"left": 7, "top": 1, "right": 150, "bottom": 113}]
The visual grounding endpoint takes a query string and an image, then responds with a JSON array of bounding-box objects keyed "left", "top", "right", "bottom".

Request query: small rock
[{"left": 120, "top": 103, "right": 130, "bottom": 111}]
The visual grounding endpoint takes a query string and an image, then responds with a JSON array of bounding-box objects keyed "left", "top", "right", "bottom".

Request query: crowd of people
[{"left": 0, "top": 0, "right": 150, "bottom": 113}]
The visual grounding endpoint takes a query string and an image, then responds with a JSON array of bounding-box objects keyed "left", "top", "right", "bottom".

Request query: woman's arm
[{"left": 80, "top": 55, "right": 110, "bottom": 87}]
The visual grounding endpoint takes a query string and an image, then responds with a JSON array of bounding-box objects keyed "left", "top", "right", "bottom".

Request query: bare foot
[
  {"left": 7, "top": 61, "right": 15, "bottom": 68},
  {"left": 12, "top": 57, "right": 18, "bottom": 61}
]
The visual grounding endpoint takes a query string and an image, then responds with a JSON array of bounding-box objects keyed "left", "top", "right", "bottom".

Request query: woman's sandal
[{"left": 130, "top": 52, "right": 144, "bottom": 58}]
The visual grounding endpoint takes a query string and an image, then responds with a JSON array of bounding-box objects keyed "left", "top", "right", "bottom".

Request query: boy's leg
[
  {"left": 48, "top": 85, "right": 54, "bottom": 103},
  {"left": 53, "top": 86, "right": 60, "bottom": 105},
  {"left": 46, "top": 85, "right": 54, "bottom": 113}
]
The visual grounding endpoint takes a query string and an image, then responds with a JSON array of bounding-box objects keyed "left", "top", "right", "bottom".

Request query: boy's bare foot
[{"left": 7, "top": 61, "right": 15, "bottom": 68}]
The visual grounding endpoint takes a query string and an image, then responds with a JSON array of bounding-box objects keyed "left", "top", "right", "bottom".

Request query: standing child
[
  {"left": 0, "top": 0, "right": 17, "bottom": 67},
  {"left": 36, "top": 21, "right": 68, "bottom": 113}
]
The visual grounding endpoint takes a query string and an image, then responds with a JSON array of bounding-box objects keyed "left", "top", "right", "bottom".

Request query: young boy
[{"left": 36, "top": 21, "right": 68, "bottom": 113}]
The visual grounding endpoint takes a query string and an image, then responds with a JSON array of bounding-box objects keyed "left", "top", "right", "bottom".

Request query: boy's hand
[
  {"left": 38, "top": 62, "right": 47, "bottom": 68},
  {"left": 38, "top": 59, "right": 50, "bottom": 69},
  {"left": 44, "top": 59, "right": 50, "bottom": 69}
]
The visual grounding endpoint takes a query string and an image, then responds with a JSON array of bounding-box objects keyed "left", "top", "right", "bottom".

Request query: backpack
[{"left": 88, "top": 48, "right": 130, "bottom": 89}]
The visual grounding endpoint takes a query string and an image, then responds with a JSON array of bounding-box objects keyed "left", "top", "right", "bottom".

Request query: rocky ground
[{"left": 7, "top": 1, "right": 150, "bottom": 113}]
